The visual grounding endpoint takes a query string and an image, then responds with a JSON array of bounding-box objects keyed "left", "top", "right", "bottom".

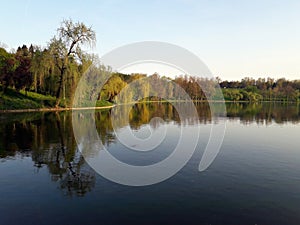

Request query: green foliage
[
  {"left": 1, "top": 19, "right": 299, "bottom": 110},
  {"left": 0, "top": 47, "right": 18, "bottom": 90},
  {"left": 220, "top": 77, "right": 300, "bottom": 102},
  {"left": 222, "top": 88, "right": 263, "bottom": 102},
  {"left": 0, "top": 88, "right": 55, "bottom": 110},
  {"left": 48, "top": 19, "right": 96, "bottom": 107},
  {"left": 96, "top": 100, "right": 113, "bottom": 107},
  {"left": 100, "top": 74, "right": 127, "bottom": 102}
]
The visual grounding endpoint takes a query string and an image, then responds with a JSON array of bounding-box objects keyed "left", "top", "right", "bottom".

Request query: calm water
[{"left": 0, "top": 102, "right": 300, "bottom": 225}]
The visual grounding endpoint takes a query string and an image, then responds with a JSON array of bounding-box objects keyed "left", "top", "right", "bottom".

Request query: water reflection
[
  {"left": 226, "top": 102, "right": 300, "bottom": 124},
  {"left": 0, "top": 102, "right": 299, "bottom": 195},
  {"left": 0, "top": 111, "right": 96, "bottom": 196}
]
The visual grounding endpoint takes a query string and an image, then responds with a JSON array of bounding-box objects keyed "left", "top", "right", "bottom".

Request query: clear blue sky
[{"left": 1, "top": 0, "right": 300, "bottom": 80}]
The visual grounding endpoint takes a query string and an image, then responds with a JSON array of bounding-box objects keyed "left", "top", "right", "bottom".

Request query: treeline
[
  {"left": 1, "top": 44, "right": 299, "bottom": 104},
  {"left": 99, "top": 73, "right": 300, "bottom": 103},
  {"left": 1, "top": 19, "right": 299, "bottom": 106},
  {"left": 0, "top": 19, "right": 96, "bottom": 107},
  {"left": 0, "top": 44, "right": 94, "bottom": 106},
  {"left": 220, "top": 77, "right": 300, "bottom": 102}
]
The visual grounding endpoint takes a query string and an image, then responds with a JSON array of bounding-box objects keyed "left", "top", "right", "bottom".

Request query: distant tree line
[
  {"left": 220, "top": 77, "right": 300, "bottom": 102},
  {"left": 1, "top": 19, "right": 299, "bottom": 105},
  {"left": 101, "top": 73, "right": 300, "bottom": 103}
]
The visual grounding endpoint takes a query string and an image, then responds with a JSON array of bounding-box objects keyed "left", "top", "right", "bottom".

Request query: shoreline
[
  {"left": 0, "top": 105, "right": 115, "bottom": 113},
  {"left": 0, "top": 100, "right": 298, "bottom": 113}
]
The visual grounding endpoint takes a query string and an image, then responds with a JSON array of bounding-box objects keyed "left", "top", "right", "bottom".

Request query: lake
[{"left": 0, "top": 102, "right": 300, "bottom": 225}]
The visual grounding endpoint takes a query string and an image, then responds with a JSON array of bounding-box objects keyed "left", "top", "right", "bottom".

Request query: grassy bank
[{"left": 0, "top": 88, "right": 113, "bottom": 111}]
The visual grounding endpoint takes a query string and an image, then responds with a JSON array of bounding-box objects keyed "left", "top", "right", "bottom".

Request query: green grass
[
  {"left": 19, "top": 90, "right": 55, "bottom": 101},
  {"left": 96, "top": 100, "right": 113, "bottom": 107},
  {"left": 0, "top": 88, "right": 113, "bottom": 110},
  {"left": 0, "top": 88, "right": 56, "bottom": 110}
]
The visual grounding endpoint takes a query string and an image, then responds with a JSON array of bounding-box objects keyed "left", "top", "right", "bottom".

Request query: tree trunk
[{"left": 55, "top": 68, "right": 64, "bottom": 107}]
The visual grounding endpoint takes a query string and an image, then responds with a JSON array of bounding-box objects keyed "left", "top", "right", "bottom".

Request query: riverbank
[
  {"left": 1, "top": 88, "right": 298, "bottom": 113},
  {"left": 2, "top": 100, "right": 299, "bottom": 114},
  {"left": 0, "top": 88, "right": 114, "bottom": 113},
  {"left": 0, "top": 105, "right": 115, "bottom": 113}
]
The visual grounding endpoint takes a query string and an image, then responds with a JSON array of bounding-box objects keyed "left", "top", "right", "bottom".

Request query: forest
[{"left": 0, "top": 19, "right": 299, "bottom": 110}]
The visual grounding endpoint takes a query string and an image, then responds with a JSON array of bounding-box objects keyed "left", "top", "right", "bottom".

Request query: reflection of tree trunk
[
  {"left": 68, "top": 162, "right": 81, "bottom": 187},
  {"left": 55, "top": 112, "right": 65, "bottom": 162}
]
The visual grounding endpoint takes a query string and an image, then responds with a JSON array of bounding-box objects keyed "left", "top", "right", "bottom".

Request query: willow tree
[
  {"left": 49, "top": 19, "right": 96, "bottom": 107},
  {"left": 100, "top": 75, "right": 127, "bottom": 102}
]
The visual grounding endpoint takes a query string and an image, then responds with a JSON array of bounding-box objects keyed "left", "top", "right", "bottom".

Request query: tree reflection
[
  {"left": 226, "top": 102, "right": 300, "bottom": 124},
  {"left": 0, "top": 102, "right": 299, "bottom": 195},
  {"left": 0, "top": 112, "right": 95, "bottom": 197}
]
